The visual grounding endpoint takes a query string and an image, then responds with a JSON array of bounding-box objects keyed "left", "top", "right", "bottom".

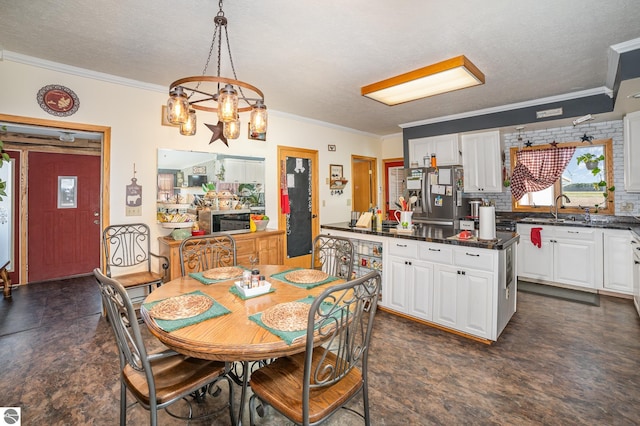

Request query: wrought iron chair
[
  {"left": 311, "top": 234, "right": 354, "bottom": 279},
  {"left": 94, "top": 268, "right": 235, "bottom": 426},
  {"left": 178, "top": 233, "right": 237, "bottom": 276},
  {"left": 102, "top": 223, "right": 168, "bottom": 309},
  {"left": 248, "top": 270, "right": 382, "bottom": 426}
]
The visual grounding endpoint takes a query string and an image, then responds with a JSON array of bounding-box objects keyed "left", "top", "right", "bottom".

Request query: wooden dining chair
[
  {"left": 94, "top": 268, "right": 235, "bottom": 426},
  {"left": 248, "top": 270, "right": 382, "bottom": 426},
  {"left": 311, "top": 234, "right": 354, "bottom": 279},
  {"left": 178, "top": 233, "right": 237, "bottom": 276},
  {"left": 102, "top": 223, "right": 169, "bottom": 309}
]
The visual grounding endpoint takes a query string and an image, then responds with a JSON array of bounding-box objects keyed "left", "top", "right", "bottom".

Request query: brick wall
[{"left": 464, "top": 119, "right": 640, "bottom": 216}]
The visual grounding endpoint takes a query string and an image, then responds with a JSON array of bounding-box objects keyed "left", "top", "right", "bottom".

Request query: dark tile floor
[{"left": 1, "top": 276, "right": 640, "bottom": 425}]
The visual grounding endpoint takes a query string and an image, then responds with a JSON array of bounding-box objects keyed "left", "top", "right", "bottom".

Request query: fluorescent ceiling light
[{"left": 361, "top": 55, "right": 485, "bottom": 106}]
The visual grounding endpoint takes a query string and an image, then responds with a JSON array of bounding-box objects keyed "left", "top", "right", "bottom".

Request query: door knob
[
  {"left": 94, "top": 220, "right": 100, "bottom": 225},
  {"left": 94, "top": 212, "right": 100, "bottom": 217}
]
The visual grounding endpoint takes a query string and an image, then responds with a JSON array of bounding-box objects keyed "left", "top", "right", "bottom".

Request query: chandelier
[{"left": 166, "top": 0, "right": 267, "bottom": 145}]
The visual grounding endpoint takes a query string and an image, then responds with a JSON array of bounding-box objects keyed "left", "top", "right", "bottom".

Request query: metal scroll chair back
[
  {"left": 102, "top": 223, "right": 168, "bottom": 306},
  {"left": 94, "top": 268, "right": 234, "bottom": 426},
  {"left": 178, "top": 233, "right": 237, "bottom": 276},
  {"left": 311, "top": 234, "right": 354, "bottom": 279},
  {"left": 249, "top": 270, "right": 382, "bottom": 425}
]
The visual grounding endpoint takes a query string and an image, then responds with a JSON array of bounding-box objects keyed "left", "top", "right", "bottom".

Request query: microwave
[{"left": 198, "top": 208, "right": 251, "bottom": 234}]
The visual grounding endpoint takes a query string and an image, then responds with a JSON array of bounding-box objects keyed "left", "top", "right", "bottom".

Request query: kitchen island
[{"left": 321, "top": 222, "right": 519, "bottom": 343}]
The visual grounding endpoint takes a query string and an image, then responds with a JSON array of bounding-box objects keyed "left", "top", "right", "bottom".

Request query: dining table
[{"left": 140, "top": 264, "right": 345, "bottom": 425}]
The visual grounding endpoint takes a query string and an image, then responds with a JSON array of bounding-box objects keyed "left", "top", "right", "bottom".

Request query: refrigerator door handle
[{"left": 425, "top": 172, "right": 432, "bottom": 214}]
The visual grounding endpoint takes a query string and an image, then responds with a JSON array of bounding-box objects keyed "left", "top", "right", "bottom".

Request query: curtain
[{"left": 510, "top": 147, "right": 576, "bottom": 201}]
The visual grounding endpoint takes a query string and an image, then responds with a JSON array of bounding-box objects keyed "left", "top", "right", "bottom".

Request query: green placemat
[
  {"left": 249, "top": 296, "right": 344, "bottom": 345},
  {"left": 270, "top": 268, "right": 340, "bottom": 289},
  {"left": 143, "top": 290, "right": 231, "bottom": 332},
  {"left": 229, "top": 283, "right": 275, "bottom": 300},
  {"left": 189, "top": 266, "right": 248, "bottom": 285}
]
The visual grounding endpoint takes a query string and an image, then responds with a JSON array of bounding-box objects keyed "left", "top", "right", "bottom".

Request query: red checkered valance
[{"left": 510, "top": 147, "right": 576, "bottom": 201}]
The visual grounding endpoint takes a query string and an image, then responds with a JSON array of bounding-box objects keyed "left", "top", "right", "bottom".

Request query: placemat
[
  {"left": 229, "top": 284, "right": 275, "bottom": 300},
  {"left": 270, "top": 268, "right": 340, "bottom": 289},
  {"left": 190, "top": 265, "right": 248, "bottom": 285},
  {"left": 142, "top": 290, "right": 231, "bottom": 332},
  {"left": 249, "top": 296, "right": 344, "bottom": 345}
]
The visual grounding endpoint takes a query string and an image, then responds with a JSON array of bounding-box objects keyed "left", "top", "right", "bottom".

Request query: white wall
[{"left": 0, "top": 58, "right": 383, "bottom": 248}]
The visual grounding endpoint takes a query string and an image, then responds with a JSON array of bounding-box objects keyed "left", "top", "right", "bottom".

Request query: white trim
[
  {"left": 399, "top": 87, "right": 613, "bottom": 129},
  {"left": 607, "top": 38, "right": 640, "bottom": 89},
  {"left": 4, "top": 50, "right": 166, "bottom": 93}
]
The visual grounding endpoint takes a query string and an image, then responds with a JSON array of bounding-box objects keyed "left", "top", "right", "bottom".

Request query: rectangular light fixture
[{"left": 361, "top": 55, "right": 485, "bottom": 106}]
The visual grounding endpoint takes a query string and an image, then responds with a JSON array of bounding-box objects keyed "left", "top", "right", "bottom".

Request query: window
[{"left": 511, "top": 139, "right": 614, "bottom": 214}]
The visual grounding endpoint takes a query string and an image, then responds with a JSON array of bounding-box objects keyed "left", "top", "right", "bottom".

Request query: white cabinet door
[
  {"left": 603, "top": 229, "right": 634, "bottom": 294},
  {"left": 408, "top": 261, "right": 434, "bottom": 320},
  {"left": 433, "top": 264, "right": 459, "bottom": 329},
  {"left": 459, "top": 269, "right": 493, "bottom": 339},
  {"left": 222, "top": 158, "right": 245, "bottom": 182},
  {"left": 553, "top": 239, "right": 598, "bottom": 289},
  {"left": 517, "top": 227, "right": 554, "bottom": 281},
  {"left": 461, "top": 130, "right": 502, "bottom": 192},
  {"left": 386, "top": 256, "right": 410, "bottom": 313},
  {"left": 624, "top": 111, "right": 640, "bottom": 192},
  {"left": 408, "top": 134, "right": 460, "bottom": 166},
  {"left": 245, "top": 160, "right": 264, "bottom": 183}
]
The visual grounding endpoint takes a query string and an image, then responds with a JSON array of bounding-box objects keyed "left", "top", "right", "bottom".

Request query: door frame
[
  {"left": 277, "top": 145, "right": 319, "bottom": 268},
  {"left": 0, "top": 113, "right": 110, "bottom": 283},
  {"left": 383, "top": 157, "right": 404, "bottom": 220}
]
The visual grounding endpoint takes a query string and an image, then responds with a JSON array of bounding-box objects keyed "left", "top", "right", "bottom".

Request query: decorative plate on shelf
[{"left": 36, "top": 84, "right": 80, "bottom": 116}]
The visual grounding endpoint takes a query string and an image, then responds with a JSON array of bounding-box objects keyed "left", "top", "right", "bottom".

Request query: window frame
[{"left": 510, "top": 138, "right": 614, "bottom": 214}]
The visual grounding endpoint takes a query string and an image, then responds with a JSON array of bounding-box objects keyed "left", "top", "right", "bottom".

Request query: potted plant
[{"left": 576, "top": 153, "right": 605, "bottom": 172}]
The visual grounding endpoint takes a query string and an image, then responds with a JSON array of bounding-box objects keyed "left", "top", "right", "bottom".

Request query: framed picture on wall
[
  {"left": 248, "top": 124, "right": 267, "bottom": 141},
  {"left": 192, "top": 166, "right": 206, "bottom": 174},
  {"left": 330, "top": 164, "right": 343, "bottom": 179},
  {"left": 58, "top": 176, "right": 77, "bottom": 208}
]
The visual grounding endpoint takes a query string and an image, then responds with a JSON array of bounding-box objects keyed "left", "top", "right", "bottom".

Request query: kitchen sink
[{"left": 520, "top": 217, "right": 565, "bottom": 223}]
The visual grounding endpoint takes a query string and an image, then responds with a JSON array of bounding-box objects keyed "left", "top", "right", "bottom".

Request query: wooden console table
[{"left": 158, "top": 229, "right": 285, "bottom": 280}]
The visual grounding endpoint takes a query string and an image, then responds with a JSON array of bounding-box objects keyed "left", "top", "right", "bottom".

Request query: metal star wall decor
[
  {"left": 205, "top": 122, "right": 228, "bottom": 146},
  {"left": 581, "top": 133, "right": 594, "bottom": 144},
  {"left": 524, "top": 140, "right": 533, "bottom": 147},
  {"left": 550, "top": 140, "right": 558, "bottom": 148}
]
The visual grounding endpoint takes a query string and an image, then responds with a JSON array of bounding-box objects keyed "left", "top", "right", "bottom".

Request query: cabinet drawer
[
  {"left": 419, "top": 242, "right": 453, "bottom": 264},
  {"left": 388, "top": 240, "right": 418, "bottom": 258},
  {"left": 553, "top": 227, "right": 597, "bottom": 241},
  {"left": 454, "top": 248, "right": 495, "bottom": 272}
]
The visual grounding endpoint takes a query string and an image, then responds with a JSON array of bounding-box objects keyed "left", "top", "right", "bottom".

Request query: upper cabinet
[
  {"left": 222, "top": 158, "right": 264, "bottom": 183},
  {"left": 624, "top": 111, "right": 640, "bottom": 192},
  {"left": 461, "top": 130, "right": 502, "bottom": 192},
  {"left": 408, "top": 134, "right": 461, "bottom": 166}
]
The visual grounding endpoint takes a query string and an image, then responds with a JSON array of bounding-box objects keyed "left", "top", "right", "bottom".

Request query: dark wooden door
[{"left": 28, "top": 152, "right": 101, "bottom": 282}]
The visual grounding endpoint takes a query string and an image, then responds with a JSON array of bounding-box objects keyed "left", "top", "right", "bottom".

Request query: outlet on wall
[{"left": 621, "top": 202, "right": 634, "bottom": 212}]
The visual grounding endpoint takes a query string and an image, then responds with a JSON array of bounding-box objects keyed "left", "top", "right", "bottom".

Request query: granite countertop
[
  {"left": 503, "top": 214, "right": 640, "bottom": 236},
  {"left": 321, "top": 222, "right": 519, "bottom": 250}
]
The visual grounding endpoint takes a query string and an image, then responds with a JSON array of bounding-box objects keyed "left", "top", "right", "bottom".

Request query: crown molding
[
  {"left": 399, "top": 87, "right": 612, "bottom": 129},
  {"left": 3, "top": 50, "right": 166, "bottom": 93}
]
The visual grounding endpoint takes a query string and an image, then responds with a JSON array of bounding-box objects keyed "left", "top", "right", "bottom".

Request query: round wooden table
[{"left": 141, "top": 264, "right": 343, "bottom": 425}]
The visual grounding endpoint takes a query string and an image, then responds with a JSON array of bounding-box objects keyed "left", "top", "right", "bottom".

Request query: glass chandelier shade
[
  {"left": 218, "top": 84, "right": 239, "bottom": 123},
  {"left": 179, "top": 109, "right": 197, "bottom": 136},
  {"left": 250, "top": 100, "right": 268, "bottom": 134},
  {"left": 223, "top": 115, "right": 241, "bottom": 139},
  {"left": 166, "top": 87, "right": 189, "bottom": 124}
]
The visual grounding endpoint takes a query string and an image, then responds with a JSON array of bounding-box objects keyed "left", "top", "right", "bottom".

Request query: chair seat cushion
[
  {"left": 249, "top": 348, "right": 363, "bottom": 424},
  {"left": 123, "top": 352, "right": 227, "bottom": 406},
  {"left": 113, "top": 271, "right": 163, "bottom": 289}
]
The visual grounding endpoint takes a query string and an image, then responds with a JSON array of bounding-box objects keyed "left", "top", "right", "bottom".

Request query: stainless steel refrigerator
[{"left": 403, "top": 166, "right": 468, "bottom": 224}]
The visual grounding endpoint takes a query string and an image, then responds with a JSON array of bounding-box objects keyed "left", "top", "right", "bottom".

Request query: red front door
[
  {"left": 384, "top": 160, "right": 405, "bottom": 220},
  {"left": 27, "top": 152, "right": 101, "bottom": 282}
]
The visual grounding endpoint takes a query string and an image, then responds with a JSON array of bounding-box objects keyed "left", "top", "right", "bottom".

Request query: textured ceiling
[{"left": 1, "top": 0, "right": 640, "bottom": 136}]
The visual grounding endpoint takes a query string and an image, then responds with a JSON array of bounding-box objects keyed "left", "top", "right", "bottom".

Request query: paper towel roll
[{"left": 479, "top": 206, "right": 496, "bottom": 240}]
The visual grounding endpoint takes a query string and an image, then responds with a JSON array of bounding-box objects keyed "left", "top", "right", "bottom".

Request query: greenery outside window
[{"left": 510, "top": 139, "right": 614, "bottom": 214}]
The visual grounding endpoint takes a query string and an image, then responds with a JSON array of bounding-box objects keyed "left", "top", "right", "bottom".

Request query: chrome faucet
[{"left": 551, "top": 194, "right": 571, "bottom": 220}]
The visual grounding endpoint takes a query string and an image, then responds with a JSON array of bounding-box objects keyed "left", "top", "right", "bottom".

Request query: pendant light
[
  {"left": 166, "top": 0, "right": 267, "bottom": 144},
  {"left": 166, "top": 87, "right": 189, "bottom": 124},
  {"left": 250, "top": 100, "right": 268, "bottom": 134},
  {"left": 180, "top": 109, "right": 197, "bottom": 136}
]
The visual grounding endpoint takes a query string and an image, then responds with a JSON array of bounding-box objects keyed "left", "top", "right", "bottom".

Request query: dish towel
[{"left": 531, "top": 227, "right": 543, "bottom": 248}]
